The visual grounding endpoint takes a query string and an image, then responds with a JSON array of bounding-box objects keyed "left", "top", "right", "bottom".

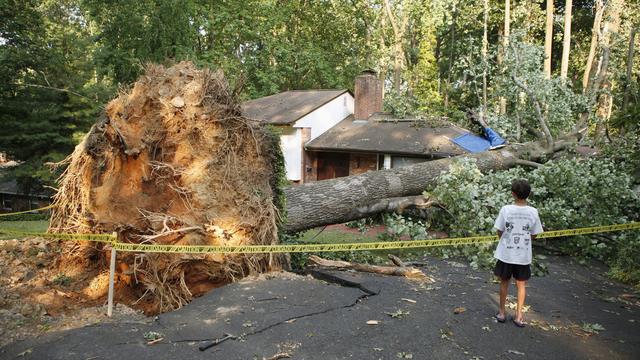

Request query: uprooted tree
[
  {"left": 49, "top": 62, "right": 581, "bottom": 313},
  {"left": 49, "top": 63, "right": 286, "bottom": 312}
]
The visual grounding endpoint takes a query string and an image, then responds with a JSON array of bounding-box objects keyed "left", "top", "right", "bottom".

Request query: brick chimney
[{"left": 354, "top": 70, "right": 383, "bottom": 120}]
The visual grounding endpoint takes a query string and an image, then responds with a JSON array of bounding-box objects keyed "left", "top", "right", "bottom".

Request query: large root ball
[{"left": 49, "top": 62, "right": 285, "bottom": 312}]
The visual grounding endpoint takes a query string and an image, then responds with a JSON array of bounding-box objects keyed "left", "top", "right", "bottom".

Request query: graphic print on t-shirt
[{"left": 493, "top": 205, "right": 543, "bottom": 265}]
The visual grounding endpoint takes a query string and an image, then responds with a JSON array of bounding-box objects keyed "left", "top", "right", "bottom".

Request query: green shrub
[
  {"left": 416, "top": 156, "right": 640, "bottom": 282},
  {"left": 0, "top": 212, "right": 50, "bottom": 221}
]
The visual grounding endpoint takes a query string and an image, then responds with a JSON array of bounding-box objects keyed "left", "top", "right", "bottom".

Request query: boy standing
[{"left": 493, "top": 179, "right": 543, "bottom": 327}]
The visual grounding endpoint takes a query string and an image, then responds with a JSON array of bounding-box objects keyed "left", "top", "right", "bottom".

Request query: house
[
  {"left": 0, "top": 177, "right": 51, "bottom": 213},
  {"left": 0, "top": 156, "right": 51, "bottom": 213},
  {"left": 243, "top": 89, "right": 354, "bottom": 183},
  {"left": 243, "top": 71, "right": 472, "bottom": 183}
]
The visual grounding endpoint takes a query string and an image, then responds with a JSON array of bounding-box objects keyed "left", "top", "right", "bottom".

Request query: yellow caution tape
[
  {"left": 111, "top": 235, "right": 498, "bottom": 254},
  {"left": 0, "top": 205, "right": 55, "bottom": 217},
  {"left": 1, "top": 221, "right": 639, "bottom": 254},
  {"left": 0, "top": 228, "right": 115, "bottom": 243}
]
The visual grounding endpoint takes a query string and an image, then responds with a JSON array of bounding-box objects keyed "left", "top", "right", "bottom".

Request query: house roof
[
  {"left": 305, "top": 114, "right": 470, "bottom": 157},
  {"left": 242, "top": 90, "right": 349, "bottom": 125},
  {"left": 0, "top": 177, "right": 51, "bottom": 198}
]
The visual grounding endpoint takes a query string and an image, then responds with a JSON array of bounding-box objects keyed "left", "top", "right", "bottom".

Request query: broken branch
[{"left": 308, "top": 255, "right": 430, "bottom": 281}]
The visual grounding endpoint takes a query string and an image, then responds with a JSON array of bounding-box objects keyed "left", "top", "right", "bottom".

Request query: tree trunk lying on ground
[
  {"left": 283, "top": 135, "right": 579, "bottom": 233},
  {"left": 308, "top": 255, "right": 431, "bottom": 281}
]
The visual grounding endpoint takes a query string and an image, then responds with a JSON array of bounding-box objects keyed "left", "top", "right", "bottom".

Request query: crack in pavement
[{"left": 171, "top": 270, "right": 380, "bottom": 351}]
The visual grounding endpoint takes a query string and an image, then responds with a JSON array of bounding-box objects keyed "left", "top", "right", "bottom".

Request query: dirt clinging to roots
[{"left": 49, "top": 62, "right": 285, "bottom": 313}]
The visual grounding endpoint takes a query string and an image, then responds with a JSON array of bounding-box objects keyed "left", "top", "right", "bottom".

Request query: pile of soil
[
  {"left": 0, "top": 238, "right": 145, "bottom": 347},
  {"left": 49, "top": 62, "right": 285, "bottom": 313}
]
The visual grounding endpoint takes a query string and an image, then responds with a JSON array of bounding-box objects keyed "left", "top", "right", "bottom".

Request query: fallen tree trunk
[
  {"left": 308, "top": 255, "right": 428, "bottom": 280},
  {"left": 283, "top": 136, "right": 578, "bottom": 233}
]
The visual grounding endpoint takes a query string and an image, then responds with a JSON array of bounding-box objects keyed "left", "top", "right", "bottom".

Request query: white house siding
[
  {"left": 293, "top": 93, "right": 354, "bottom": 140},
  {"left": 277, "top": 92, "right": 354, "bottom": 182},
  {"left": 279, "top": 127, "right": 302, "bottom": 181}
]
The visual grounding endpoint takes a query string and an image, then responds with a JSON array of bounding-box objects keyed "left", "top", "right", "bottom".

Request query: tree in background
[
  {"left": 0, "top": 0, "right": 110, "bottom": 194},
  {"left": 1, "top": 0, "right": 640, "bottom": 192}
]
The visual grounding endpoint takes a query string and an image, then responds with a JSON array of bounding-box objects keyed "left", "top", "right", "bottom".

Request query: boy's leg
[
  {"left": 499, "top": 278, "right": 509, "bottom": 318},
  {"left": 515, "top": 279, "right": 527, "bottom": 322}
]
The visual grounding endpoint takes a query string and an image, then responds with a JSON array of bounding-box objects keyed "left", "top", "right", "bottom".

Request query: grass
[
  {"left": 299, "top": 227, "right": 375, "bottom": 244},
  {"left": 0, "top": 220, "right": 50, "bottom": 240}
]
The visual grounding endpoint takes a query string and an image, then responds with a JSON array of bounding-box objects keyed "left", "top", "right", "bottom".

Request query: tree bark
[
  {"left": 378, "top": 11, "right": 388, "bottom": 87},
  {"left": 499, "top": 0, "right": 510, "bottom": 114},
  {"left": 622, "top": 28, "right": 637, "bottom": 112},
  {"left": 282, "top": 136, "right": 578, "bottom": 233},
  {"left": 482, "top": 0, "right": 489, "bottom": 116},
  {"left": 579, "top": 0, "right": 623, "bottom": 131},
  {"left": 308, "top": 255, "right": 428, "bottom": 280},
  {"left": 560, "top": 0, "right": 572, "bottom": 81},
  {"left": 444, "top": 4, "right": 457, "bottom": 109},
  {"left": 384, "top": 0, "right": 408, "bottom": 95},
  {"left": 582, "top": 0, "right": 605, "bottom": 93},
  {"left": 544, "top": 0, "right": 554, "bottom": 79}
]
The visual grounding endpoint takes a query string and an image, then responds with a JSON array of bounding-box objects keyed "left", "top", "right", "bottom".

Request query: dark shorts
[{"left": 494, "top": 260, "right": 531, "bottom": 281}]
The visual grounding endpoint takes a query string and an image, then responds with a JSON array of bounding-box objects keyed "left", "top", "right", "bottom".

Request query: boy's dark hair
[{"left": 511, "top": 179, "right": 531, "bottom": 199}]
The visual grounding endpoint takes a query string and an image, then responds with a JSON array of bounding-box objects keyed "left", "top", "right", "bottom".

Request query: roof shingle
[
  {"left": 242, "top": 90, "right": 349, "bottom": 124},
  {"left": 305, "top": 115, "right": 469, "bottom": 157}
]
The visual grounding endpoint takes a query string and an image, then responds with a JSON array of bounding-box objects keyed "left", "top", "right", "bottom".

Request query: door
[{"left": 316, "top": 152, "right": 350, "bottom": 180}]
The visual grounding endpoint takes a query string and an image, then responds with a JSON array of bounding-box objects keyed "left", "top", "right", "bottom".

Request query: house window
[
  {"left": 2, "top": 196, "right": 13, "bottom": 211},
  {"left": 391, "top": 156, "right": 429, "bottom": 169},
  {"left": 30, "top": 198, "right": 40, "bottom": 209}
]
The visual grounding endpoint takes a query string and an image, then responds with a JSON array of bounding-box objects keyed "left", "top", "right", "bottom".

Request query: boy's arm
[{"left": 494, "top": 207, "right": 506, "bottom": 238}]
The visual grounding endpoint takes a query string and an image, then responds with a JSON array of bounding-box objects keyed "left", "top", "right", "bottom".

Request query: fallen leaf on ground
[
  {"left": 508, "top": 350, "right": 525, "bottom": 356},
  {"left": 453, "top": 306, "right": 466, "bottom": 314},
  {"left": 506, "top": 302, "right": 530, "bottom": 313},
  {"left": 581, "top": 322, "right": 605, "bottom": 334},
  {"left": 262, "top": 352, "right": 291, "bottom": 360},
  {"left": 147, "top": 338, "right": 164, "bottom": 345},
  {"left": 17, "top": 349, "right": 32, "bottom": 357},
  {"left": 401, "top": 298, "right": 416, "bottom": 304},
  {"left": 385, "top": 309, "right": 410, "bottom": 318},
  {"left": 396, "top": 352, "right": 413, "bottom": 359},
  {"left": 366, "top": 320, "right": 379, "bottom": 325}
]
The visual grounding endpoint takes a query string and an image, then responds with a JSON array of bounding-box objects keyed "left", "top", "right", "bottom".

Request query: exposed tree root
[{"left": 49, "top": 62, "right": 285, "bottom": 313}]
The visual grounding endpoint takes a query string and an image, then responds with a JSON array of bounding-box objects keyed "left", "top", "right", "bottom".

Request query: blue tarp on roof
[
  {"left": 452, "top": 127, "right": 507, "bottom": 153},
  {"left": 452, "top": 133, "right": 491, "bottom": 153}
]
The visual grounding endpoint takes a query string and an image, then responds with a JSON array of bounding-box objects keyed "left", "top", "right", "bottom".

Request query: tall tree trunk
[
  {"left": 384, "top": 0, "right": 407, "bottom": 95},
  {"left": 282, "top": 136, "right": 579, "bottom": 233},
  {"left": 582, "top": 0, "right": 605, "bottom": 93},
  {"left": 482, "top": 0, "right": 489, "bottom": 117},
  {"left": 444, "top": 5, "right": 457, "bottom": 109},
  {"left": 379, "top": 12, "right": 388, "bottom": 87},
  {"left": 579, "top": 0, "right": 624, "bottom": 131},
  {"left": 592, "top": 0, "right": 624, "bottom": 141},
  {"left": 378, "top": 12, "right": 389, "bottom": 89},
  {"left": 560, "top": 0, "right": 573, "bottom": 81},
  {"left": 544, "top": 0, "right": 554, "bottom": 79},
  {"left": 623, "top": 28, "right": 637, "bottom": 112},
  {"left": 499, "top": 0, "right": 510, "bottom": 114}
]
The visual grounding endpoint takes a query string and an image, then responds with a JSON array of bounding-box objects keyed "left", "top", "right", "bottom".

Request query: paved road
[{"left": 1, "top": 256, "right": 638, "bottom": 359}]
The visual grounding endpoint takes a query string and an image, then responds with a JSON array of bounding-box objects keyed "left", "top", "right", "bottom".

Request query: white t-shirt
[{"left": 493, "top": 204, "right": 543, "bottom": 265}]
